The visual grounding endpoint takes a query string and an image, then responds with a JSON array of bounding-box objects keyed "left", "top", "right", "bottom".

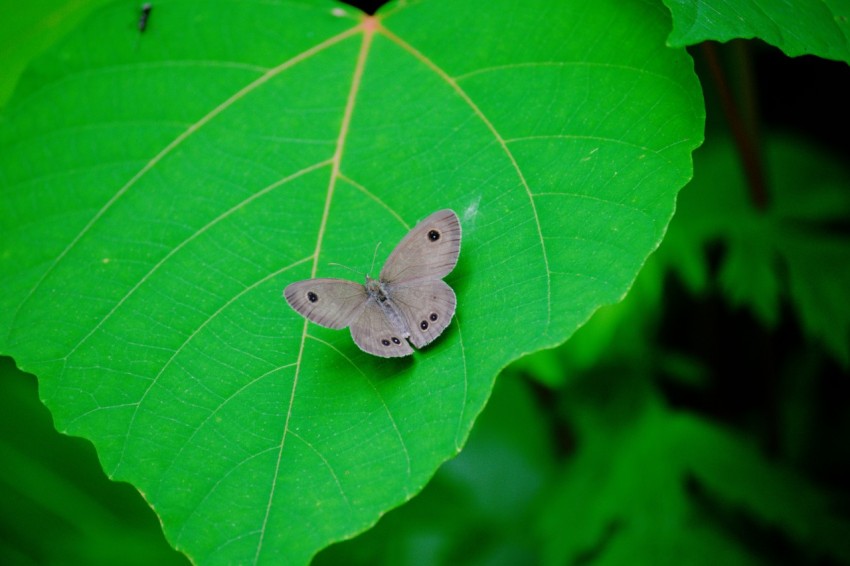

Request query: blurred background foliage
[
  {"left": 2, "top": 2, "right": 850, "bottom": 566},
  {"left": 315, "top": 41, "right": 850, "bottom": 565}
]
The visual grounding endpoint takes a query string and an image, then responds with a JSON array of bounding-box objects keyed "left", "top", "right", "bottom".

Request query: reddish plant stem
[{"left": 701, "top": 41, "right": 769, "bottom": 210}]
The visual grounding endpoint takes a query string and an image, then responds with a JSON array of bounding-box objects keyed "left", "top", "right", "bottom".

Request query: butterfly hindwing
[
  {"left": 391, "top": 279, "right": 457, "bottom": 349},
  {"left": 349, "top": 299, "right": 415, "bottom": 357}
]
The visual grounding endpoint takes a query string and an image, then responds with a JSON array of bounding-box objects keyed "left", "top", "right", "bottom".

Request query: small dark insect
[{"left": 139, "top": 3, "right": 152, "bottom": 33}]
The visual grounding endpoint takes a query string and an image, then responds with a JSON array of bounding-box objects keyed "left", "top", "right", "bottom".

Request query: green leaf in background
[
  {"left": 662, "top": 0, "right": 850, "bottom": 63},
  {"left": 0, "top": 0, "right": 114, "bottom": 106},
  {"left": 538, "top": 381, "right": 850, "bottom": 565},
  {"left": 0, "top": 356, "right": 188, "bottom": 565},
  {"left": 0, "top": 0, "right": 702, "bottom": 563},
  {"left": 662, "top": 135, "right": 850, "bottom": 365}
]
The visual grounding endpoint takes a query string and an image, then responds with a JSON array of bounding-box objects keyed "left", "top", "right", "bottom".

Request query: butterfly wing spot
[
  {"left": 428, "top": 229, "right": 440, "bottom": 241},
  {"left": 349, "top": 300, "right": 414, "bottom": 357},
  {"left": 284, "top": 279, "right": 367, "bottom": 330},
  {"left": 419, "top": 311, "right": 439, "bottom": 331}
]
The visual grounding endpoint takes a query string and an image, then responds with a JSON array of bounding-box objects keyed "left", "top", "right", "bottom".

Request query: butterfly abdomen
[{"left": 366, "top": 278, "right": 410, "bottom": 338}]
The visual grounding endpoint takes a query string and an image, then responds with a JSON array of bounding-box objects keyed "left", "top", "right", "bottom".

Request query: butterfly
[{"left": 284, "top": 209, "right": 461, "bottom": 357}]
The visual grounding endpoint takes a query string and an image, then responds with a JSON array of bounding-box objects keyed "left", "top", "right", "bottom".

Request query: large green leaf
[
  {"left": 0, "top": 0, "right": 703, "bottom": 563},
  {"left": 662, "top": 0, "right": 850, "bottom": 62}
]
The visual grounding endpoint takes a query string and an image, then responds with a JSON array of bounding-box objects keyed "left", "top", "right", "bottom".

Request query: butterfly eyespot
[
  {"left": 381, "top": 339, "right": 391, "bottom": 346},
  {"left": 391, "top": 337, "right": 401, "bottom": 344},
  {"left": 427, "top": 229, "right": 440, "bottom": 241},
  {"left": 429, "top": 313, "right": 438, "bottom": 321},
  {"left": 307, "top": 291, "right": 318, "bottom": 303},
  {"left": 420, "top": 320, "right": 429, "bottom": 330}
]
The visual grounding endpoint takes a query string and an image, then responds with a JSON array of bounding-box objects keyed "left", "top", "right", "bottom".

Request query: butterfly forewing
[
  {"left": 284, "top": 279, "right": 367, "bottom": 329},
  {"left": 380, "top": 209, "right": 461, "bottom": 284},
  {"left": 350, "top": 300, "right": 415, "bottom": 357},
  {"left": 390, "top": 279, "right": 457, "bottom": 349}
]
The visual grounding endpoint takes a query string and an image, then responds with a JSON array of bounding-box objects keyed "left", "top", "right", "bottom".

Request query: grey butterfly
[{"left": 284, "top": 209, "right": 461, "bottom": 357}]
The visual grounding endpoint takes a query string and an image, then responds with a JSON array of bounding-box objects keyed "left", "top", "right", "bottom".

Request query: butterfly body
[
  {"left": 365, "top": 276, "right": 409, "bottom": 337},
  {"left": 284, "top": 209, "right": 461, "bottom": 358}
]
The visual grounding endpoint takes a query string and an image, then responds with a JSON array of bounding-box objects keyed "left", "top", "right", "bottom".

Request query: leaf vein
[{"left": 380, "top": 24, "right": 553, "bottom": 330}]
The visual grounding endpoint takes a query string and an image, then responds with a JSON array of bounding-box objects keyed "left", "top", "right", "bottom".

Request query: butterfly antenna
[
  {"left": 327, "top": 262, "right": 360, "bottom": 275},
  {"left": 370, "top": 242, "right": 382, "bottom": 276}
]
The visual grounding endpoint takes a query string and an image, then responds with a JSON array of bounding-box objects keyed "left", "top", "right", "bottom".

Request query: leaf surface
[
  {"left": 663, "top": 0, "right": 850, "bottom": 62},
  {"left": 0, "top": 0, "right": 703, "bottom": 563}
]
